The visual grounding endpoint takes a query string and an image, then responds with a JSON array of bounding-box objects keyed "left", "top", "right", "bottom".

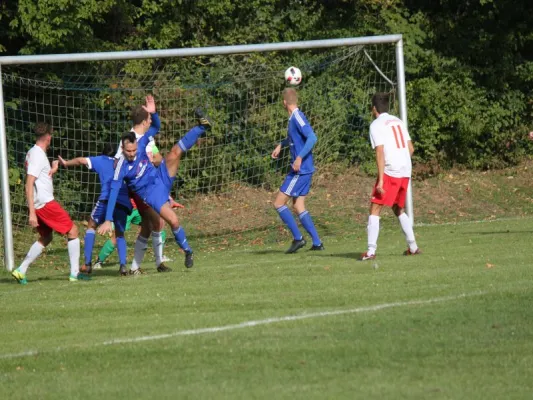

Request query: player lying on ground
[
  {"left": 360, "top": 92, "right": 420, "bottom": 261},
  {"left": 271, "top": 88, "right": 324, "bottom": 253},
  {"left": 58, "top": 143, "right": 132, "bottom": 275},
  {"left": 98, "top": 105, "right": 212, "bottom": 269},
  {"left": 12, "top": 122, "right": 89, "bottom": 284}
]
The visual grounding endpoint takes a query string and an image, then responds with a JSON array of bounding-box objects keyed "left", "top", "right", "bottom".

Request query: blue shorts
[
  {"left": 144, "top": 161, "right": 175, "bottom": 213},
  {"left": 90, "top": 200, "right": 128, "bottom": 232},
  {"left": 279, "top": 172, "right": 313, "bottom": 197}
]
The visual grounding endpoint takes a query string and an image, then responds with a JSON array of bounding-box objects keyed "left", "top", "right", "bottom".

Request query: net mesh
[{"left": 0, "top": 43, "right": 398, "bottom": 260}]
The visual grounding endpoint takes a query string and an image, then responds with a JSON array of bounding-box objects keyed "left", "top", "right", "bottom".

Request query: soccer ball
[{"left": 284, "top": 66, "right": 302, "bottom": 86}]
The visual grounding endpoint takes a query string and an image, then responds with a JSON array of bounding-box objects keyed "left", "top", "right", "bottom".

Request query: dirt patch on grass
[{"left": 176, "top": 161, "right": 533, "bottom": 244}]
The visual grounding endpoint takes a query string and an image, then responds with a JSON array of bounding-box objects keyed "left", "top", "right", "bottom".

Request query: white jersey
[
  {"left": 114, "top": 129, "right": 156, "bottom": 159},
  {"left": 25, "top": 145, "right": 54, "bottom": 209},
  {"left": 369, "top": 112, "right": 412, "bottom": 178}
]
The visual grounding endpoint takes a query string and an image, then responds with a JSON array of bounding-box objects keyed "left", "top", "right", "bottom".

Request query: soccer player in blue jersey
[
  {"left": 114, "top": 97, "right": 172, "bottom": 274},
  {"left": 97, "top": 102, "right": 212, "bottom": 269},
  {"left": 271, "top": 88, "right": 324, "bottom": 253},
  {"left": 58, "top": 143, "right": 132, "bottom": 275}
]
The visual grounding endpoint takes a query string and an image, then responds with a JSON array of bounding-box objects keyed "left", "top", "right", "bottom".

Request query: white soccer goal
[{"left": 0, "top": 35, "right": 411, "bottom": 271}]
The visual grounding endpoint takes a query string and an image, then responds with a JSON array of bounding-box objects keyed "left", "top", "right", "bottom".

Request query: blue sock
[
  {"left": 276, "top": 206, "right": 303, "bottom": 240},
  {"left": 178, "top": 126, "right": 207, "bottom": 152},
  {"left": 116, "top": 236, "right": 127, "bottom": 265},
  {"left": 299, "top": 210, "right": 321, "bottom": 246},
  {"left": 84, "top": 229, "right": 96, "bottom": 265},
  {"left": 173, "top": 226, "right": 192, "bottom": 252}
]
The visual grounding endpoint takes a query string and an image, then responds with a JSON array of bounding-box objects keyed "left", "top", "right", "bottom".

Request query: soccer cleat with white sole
[
  {"left": 359, "top": 252, "right": 376, "bottom": 261},
  {"left": 129, "top": 268, "right": 146, "bottom": 276},
  {"left": 404, "top": 248, "right": 422, "bottom": 256}
]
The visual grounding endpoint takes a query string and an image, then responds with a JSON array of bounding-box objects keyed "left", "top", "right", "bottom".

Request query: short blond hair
[{"left": 282, "top": 88, "right": 298, "bottom": 106}]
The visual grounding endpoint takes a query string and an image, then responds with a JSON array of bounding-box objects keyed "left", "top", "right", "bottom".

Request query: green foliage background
[{"left": 1, "top": 0, "right": 532, "bottom": 184}]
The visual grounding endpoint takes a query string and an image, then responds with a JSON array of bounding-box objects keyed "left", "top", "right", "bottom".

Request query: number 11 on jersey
[{"left": 391, "top": 125, "right": 406, "bottom": 149}]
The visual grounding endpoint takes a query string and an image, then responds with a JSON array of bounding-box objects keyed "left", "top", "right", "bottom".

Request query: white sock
[
  {"left": 152, "top": 231, "right": 163, "bottom": 267},
  {"left": 67, "top": 238, "right": 80, "bottom": 277},
  {"left": 19, "top": 241, "right": 45, "bottom": 274},
  {"left": 131, "top": 235, "right": 149, "bottom": 271},
  {"left": 398, "top": 213, "right": 418, "bottom": 252},
  {"left": 367, "top": 215, "right": 380, "bottom": 256}
]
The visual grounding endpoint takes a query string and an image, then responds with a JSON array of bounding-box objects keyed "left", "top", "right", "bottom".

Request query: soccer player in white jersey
[
  {"left": 360, "top": 92, "right": 420, "bottom": 260},
  {"left": 11, "top": 122, "right": 90, "bottom": 284}
]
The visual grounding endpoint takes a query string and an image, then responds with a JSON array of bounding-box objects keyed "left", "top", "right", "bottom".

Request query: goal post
[{"left": 0, "top": 35, "right": 412, "bottom": 272}]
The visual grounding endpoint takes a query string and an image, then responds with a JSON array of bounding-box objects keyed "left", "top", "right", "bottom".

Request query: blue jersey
[
  {"left": 281, "top": 108, "right": 317, "bottom": 174},
  {"left": 87, "top": 155, "right": 131, "bottom": 209},
  {"left": 105, "top": 113, "right": 160, "bottom": 221}
]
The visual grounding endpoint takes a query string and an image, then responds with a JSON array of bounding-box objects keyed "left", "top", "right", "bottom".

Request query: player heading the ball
[{"left": 271, "top": 88, "right": 324, "bottom": 253}]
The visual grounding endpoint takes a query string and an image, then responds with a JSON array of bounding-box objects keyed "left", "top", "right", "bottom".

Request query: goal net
[{"left": 0, "top": 37, "right": 403, "bottom": 268}]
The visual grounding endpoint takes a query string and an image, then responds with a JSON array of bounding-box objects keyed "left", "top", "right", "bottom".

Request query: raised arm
[
  {"left": 144, "top": 95, "right": 161, "bottom": 140},
  {"left": 145, "top": 112, "right": 161, "bottom": 140}
]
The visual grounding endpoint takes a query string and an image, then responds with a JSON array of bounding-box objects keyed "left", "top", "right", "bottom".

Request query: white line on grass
[{"left": 0, "top": 291, "right": 485, "bottom": 360}]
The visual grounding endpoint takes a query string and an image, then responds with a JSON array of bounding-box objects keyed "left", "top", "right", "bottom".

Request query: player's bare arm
[
  {"left": 58, "top": 156, "right": 89, "bottom": 168},
  {"left": 375, "top": 145, "right": 385, "bottom": 194},
  {"left": 408, "top": 141, "right": 414, "bottom": 156},
  {"left": 48, "top": 160, "right": 59, "bottom": 177},
  {"left": 25, "top": 174, "right": 39, "bottom": 228}
]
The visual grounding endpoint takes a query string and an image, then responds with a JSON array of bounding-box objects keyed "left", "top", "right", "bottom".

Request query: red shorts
[
  {"left": 130, "top": 191, "right": 151, "bottom": 214},
  {"left": 35, "top": 200, "right": 74, "bottom": 237},
  {"left": 371, "top": 174, "right": 410, "bottom": 208}
]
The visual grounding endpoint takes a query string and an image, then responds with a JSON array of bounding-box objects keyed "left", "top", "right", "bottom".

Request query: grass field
[{"left": 1, "top": 216, "right": 533, "bottom": 399}]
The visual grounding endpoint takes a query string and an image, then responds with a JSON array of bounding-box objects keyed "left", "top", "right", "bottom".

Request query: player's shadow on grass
[
  {"left": 250, "top": 249, "right": 284, "bottom": 255},
  {"left": 311, "top": 252, "right": 360, "bottom": 259},
  {"left": 459, "top": 230, "right": 533, "bottom": 235}
]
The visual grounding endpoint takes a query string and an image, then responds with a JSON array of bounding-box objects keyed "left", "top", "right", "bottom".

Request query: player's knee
[
  {"left": 68, "top": 224, "right": 79, "bottom": 238},
  {"left": 39, "top": 233, "right": 53, "bottom": 247},
  {"left": 171, "top": 144, "right": 183, "bottom": 158},
  {"left": 392, "top": 205, "right": 404, "bottom": 217}
]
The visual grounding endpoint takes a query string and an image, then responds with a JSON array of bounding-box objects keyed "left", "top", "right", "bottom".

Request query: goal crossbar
[{"left": 0, "top": 35, "right": 411, "bottom": 271}]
